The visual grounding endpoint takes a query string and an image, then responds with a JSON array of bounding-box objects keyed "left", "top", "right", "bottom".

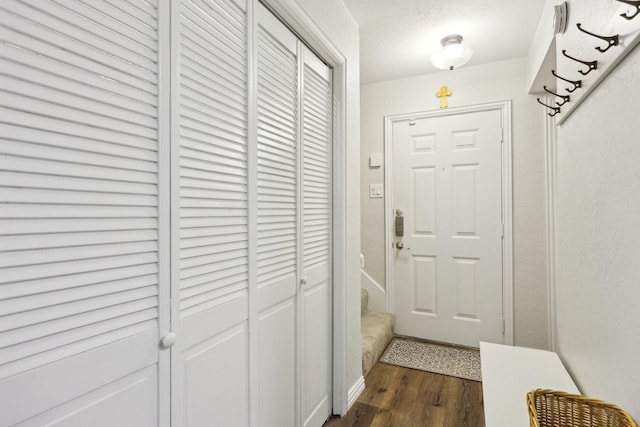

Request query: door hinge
[
  {"left": 501, "top": 223, "right": 505, "bottom": 238},
  {"left": 500, "top": 127, "right": 504, "bottom": 143},
  {"left": 501, "top": 319, "right": 506, "bottom": 334}
]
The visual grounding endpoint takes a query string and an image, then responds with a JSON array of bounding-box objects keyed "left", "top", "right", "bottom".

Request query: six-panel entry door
[{"left": 392, "top": 109, "right": 504, "bottom": 348}]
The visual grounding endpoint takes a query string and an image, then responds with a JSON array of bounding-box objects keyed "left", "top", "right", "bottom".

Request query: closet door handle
[
  {"left": 160, "top": 332, "right": 177, "bottom": 349},
  {"left": 300, "top": 276, "right": 308, "bottom": 286}
]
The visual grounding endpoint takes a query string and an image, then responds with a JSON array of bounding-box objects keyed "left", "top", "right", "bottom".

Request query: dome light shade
[{"left": 430, "top": 35, "right": 473, "bottom": 71}]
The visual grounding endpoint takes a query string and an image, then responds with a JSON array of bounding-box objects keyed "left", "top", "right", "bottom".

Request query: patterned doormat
[{"left": 379, "top": 338, "right": 482, "bottom": 382}]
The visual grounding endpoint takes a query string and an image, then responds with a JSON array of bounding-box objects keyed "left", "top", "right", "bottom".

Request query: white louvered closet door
[
  {"left": 300, "top": 47, "right": 333, "bottom": 427},
  {"left": 175, "top": 0, "right": 250, "bottom": 426},
  {"left": 255, "top": 4, "right": 299, "bottom": 426},
  {"left": 0, "top": 1, "right": 168, "bottom": 426}
]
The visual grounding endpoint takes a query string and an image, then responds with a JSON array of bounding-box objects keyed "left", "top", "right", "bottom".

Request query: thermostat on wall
[{"left": 369, "top": 153, "right": 382, "bottom": 168}]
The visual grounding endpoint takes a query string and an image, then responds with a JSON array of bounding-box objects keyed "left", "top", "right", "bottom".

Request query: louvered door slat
[
  {"left": 0, "top": 218, "right": 157, "bottom": 236},
  {"left": 0, "top": 59, "right": 157, "bottom": 120},
  {"left": 180, "top": 18, "right": 245, "bottom": 76},
  {"left": 0, "top": 110, "right": 157, "bottom": 155},
  {"left": 2, "top": 137, "right": 157, "bottom": 173},
  {"left": 180, "top": 2, "right": 244, "bottom": 53},
  {"left": 1, "top": 273, "right": 157, "bottom": 312},
  {"left": 1, "top": 291, "right": 157, "bottom": 337},
  {"left": 6, "top": 0, "right": 157, "bottom": 68},
  {"left": 50, "top": 0, "right": 158, "bottom": 50},
  {"left": 0, "top": 123, "right": 158, "bottom": 161},
  {"left": 303, "top": 59, "right": 331, "bottom": 270},
  {"left": 178, "top": 0, "right": 248, "bottom": 318},
  {"left": 189, "top": 0, "right": 244, "bottom": 33},
  {"left": 0, "top": 33, "right": 156, "bottom": 97},
  {"left": 180, "top": 46, "right": 247, "bottom": 97},
  {"left": 0, "top": 11, "right": 157, "bottom": 83},
  {"left": 1, "top": 264, "right": 157, "bottom": 302},
  {"left": 0, "top": 1, "right": 163, "bottom": 424},
  {"left": 1, "top": 92, "right": 157, "bottom": 140},
  {"left": 256, "top": 90, "right": 297, "bottom": 122},
  {"left": 103, "top": 0, "right": 158, "bottom": 27},
  {"left": 255, "top": 59, "right": 297, "bottom": 95}
]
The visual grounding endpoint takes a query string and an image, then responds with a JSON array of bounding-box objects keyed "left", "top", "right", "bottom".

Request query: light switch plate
[{"left": 369, "top": 184, "right": 383, "bottom": 198}]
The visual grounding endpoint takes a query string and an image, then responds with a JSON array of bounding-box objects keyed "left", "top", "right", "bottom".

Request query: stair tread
[{"left": 361, "top": 309, "right": 395, "bottom": 377}]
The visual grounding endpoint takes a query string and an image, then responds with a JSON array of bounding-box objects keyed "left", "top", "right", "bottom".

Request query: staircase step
[{"left": 361, "top": 309, "right": 395, "bottom": 377}]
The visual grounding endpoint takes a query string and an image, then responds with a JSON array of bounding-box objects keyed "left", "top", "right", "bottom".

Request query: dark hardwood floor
[{"left": 324, "top": 361, "right": 485, "bottom": 427}]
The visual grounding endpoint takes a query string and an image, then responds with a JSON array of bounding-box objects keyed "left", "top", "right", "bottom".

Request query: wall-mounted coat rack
[{"left": 540, "top": 0, "right": 640, "bottom": 124}]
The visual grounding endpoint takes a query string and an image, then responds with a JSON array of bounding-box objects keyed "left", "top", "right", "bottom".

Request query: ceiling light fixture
[{"left": 430, "top": 34, "right": 473, "bottom": 71}]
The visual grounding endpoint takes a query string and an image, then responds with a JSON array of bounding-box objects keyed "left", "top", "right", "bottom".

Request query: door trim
[
  {"left": 253, "top": 0, "right": 350, "bottom": 416},
  {"left": 384, "top": 101, "right": 514, "bottom": 345},
  {"left": 544, "top": 98, "right": 559, "bottom": 352}
]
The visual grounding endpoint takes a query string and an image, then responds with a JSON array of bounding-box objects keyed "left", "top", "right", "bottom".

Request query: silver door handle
[{"left": 395, "top": 241, "right": 410, "bottom": 250}]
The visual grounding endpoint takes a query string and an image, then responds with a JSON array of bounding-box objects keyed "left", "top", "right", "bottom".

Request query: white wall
[
  {"left": 296, "top": 0, "right": 364, "bottom": 392},
  {"left": 360, "top": 58, "right": 549, "bottom": 349},
  {"left": 555, "top": 45, "right": 640, "bottom": 419}
]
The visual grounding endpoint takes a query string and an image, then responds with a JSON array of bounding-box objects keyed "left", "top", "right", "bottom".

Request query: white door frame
[
  {"left": 384, "top": 101, "right": 514, "bottom": 345},
  {"left": 252, "top": 0, "right": 349, "bottom": 416},
  {"left": 544, "top": 100, "right": 559, "bottom": 352}
]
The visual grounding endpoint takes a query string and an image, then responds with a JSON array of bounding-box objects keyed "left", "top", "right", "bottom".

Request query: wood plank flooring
[{"left": 324, "top": 361, "right": 485, "bottom": 427}]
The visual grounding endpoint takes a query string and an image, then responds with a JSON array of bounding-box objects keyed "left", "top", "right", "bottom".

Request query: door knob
[
  {"left": 395, "top": 241, "right": 410, "bottom": 250},
  {"left": 160, "top": 332, "right": 177, "bottom": 349}
]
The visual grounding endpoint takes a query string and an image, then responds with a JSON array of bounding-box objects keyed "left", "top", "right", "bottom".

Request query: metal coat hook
[
  {"left": 562, "top": 50, "right": 598, "bottom": 75},
  {"left": 543, "top": 86, "right": 570, "bottom": 106},
  {"left": 576, "top": 23, "right": 619, "bottom": 53},
  {"left": 615, "top": 0, "right": 640, "bottom": 20},
  {"left": 551, "top": 69, "right": 582, "bottom": 93},
  {"left": 537, "top": 98, "right": 561, "bottom": 117}
]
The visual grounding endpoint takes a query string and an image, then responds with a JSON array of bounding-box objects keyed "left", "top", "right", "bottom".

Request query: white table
[{"left": 480, "top": 342, "right": 580, "bottom": 427}]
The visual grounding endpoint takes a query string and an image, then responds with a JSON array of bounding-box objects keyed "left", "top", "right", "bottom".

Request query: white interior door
[
  {"left": 254, "top": 7, "right": 333, "bottom": 427},
  {"left": 174, "top": 0, "right": 250, "bottom": 425},
  {"left": 0, "top": 1, "right": 169, "bottom": 425},
  {"left": 255, "top": 4, "right": 298, "bottom": 426},
  {"left": 300, "top": 46, "right": 333, "bottom": 427},
  {"left": 391, "top": 109, "right": 504, "bottom": 347},
  {"left": 1, "top": 1, "right": 335, "bottom": 425}
]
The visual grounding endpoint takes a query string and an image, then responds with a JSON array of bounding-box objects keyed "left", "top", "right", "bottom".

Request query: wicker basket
[{"left": 527, "top": 389, "right": 637, "bottom": 427}]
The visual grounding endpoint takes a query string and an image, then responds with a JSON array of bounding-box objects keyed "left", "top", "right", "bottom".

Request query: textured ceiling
[{"left": 344, "top": 0, "right": 546, "bottom": 84}]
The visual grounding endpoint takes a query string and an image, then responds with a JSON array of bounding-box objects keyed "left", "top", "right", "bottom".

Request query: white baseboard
[{"left": 346, "top": 375, "right": 365, "bottom": 410}]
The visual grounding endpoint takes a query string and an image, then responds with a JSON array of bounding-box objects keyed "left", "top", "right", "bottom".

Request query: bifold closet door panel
[
  {"left": 255, "top": 4, "right": 299, "bottom": 426},
  {"left": 0, "top": 1, "right": 166, "bottom": 425},
  {"left": 300, "top": 47, "right": 333, "bottom": 427},
  {"left": 176, "top": 0, "right": 250, "bottom": 426}
]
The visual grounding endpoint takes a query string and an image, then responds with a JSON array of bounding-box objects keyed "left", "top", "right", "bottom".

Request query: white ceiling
[{"left": 343, "top": 0, "right": 546, "bottom": 84}]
